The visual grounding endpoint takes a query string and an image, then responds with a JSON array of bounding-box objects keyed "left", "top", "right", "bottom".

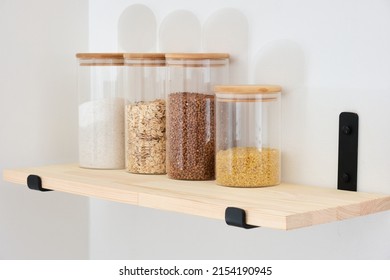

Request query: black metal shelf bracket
[
  {"left": 225, "top": 207, "right": 258, "bottom": 229},
  {"left": 27, "top": 174, "right": 52, "bottom": 192},
  {"left": 337, "top": 112, "right": 359, "bottom": 192}
]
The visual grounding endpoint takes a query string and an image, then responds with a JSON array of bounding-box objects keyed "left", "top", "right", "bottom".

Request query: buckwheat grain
[{"left": 167, "top": 92, "right": 215, "bottom": 180}]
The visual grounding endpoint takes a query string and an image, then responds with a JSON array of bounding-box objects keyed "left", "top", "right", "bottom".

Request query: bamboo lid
[
  {"left": 123, "top": 53, "right": 165, "bottom": 60},
  {"left": 76, "top": 53, "right": 124, "bottom": 59},
  {"left": 76, "top": 53, "right": 124, "bottom": 66},
  {"left": 214, "top": 85, "right": 282, "bottom": 94},
  {"left": 165, "top": 53, "right": 229, "bottom": 60}
]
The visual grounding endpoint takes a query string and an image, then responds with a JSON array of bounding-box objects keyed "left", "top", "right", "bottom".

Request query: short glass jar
[
  {"left": 215, "top": 85, "right": 282, "bottom": 187},
  {"left": 165, "top": 53, "right": 229, "bottom": 180},
  {"left": 76, "top": 53, "right": 125, "bottom": 169},
  {"left": 123, "top": 53, "right": 166, "bottom": 174}
]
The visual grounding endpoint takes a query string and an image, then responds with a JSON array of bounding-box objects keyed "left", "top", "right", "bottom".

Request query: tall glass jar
[
  {"left": 123, "top": 53, "right": 166, "bottom": 174},
  {"left": 165, "top": 53, "right": 229, "bottom": 180},
  {"left": 76, "top": 53, "right": 124, "bottom": 169},
  {"left": 215, "top": 85, "right": 282, "bottom": 187}
]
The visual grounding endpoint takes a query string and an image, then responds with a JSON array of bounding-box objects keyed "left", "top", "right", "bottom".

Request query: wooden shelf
[{"left": 3, "top": 163, "right": 390, "bottom": 230}]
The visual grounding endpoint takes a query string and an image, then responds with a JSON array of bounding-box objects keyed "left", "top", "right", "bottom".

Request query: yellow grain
[{"left": 216, "top": 147, "right": 280, "bottom": 187}]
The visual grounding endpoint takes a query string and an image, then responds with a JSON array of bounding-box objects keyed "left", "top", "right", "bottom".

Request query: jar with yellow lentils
[{"left": 214, "top": 85, "right": 282, "bottom": 187}]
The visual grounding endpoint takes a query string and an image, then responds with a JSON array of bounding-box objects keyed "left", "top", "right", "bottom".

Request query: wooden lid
[
  {"left": 214, "top": 85, "right": 282, "bottom": 94},
  {"left": 165, "top": 53, "right": 229, "bottom": 60},
  {"left": 76, "top": 53, "right": 124, "bottom": 59},
  {"left": 123, "top": 53, "right": 165, "bottom": 60}
]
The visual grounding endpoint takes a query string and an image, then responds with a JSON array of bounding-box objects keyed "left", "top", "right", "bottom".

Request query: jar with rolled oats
[{"left": 124, "top": 53, "right": 166, "bottom": 174}]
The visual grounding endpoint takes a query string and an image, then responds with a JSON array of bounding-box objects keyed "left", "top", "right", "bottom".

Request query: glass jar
[
  {"left": 123, "top": 53, "right": 166, "bottom": 174},
  {"left": 215, "top": 85, "right": 282, "bottom": 187},
  {"left": 165, "top": 53, "right": 229, "bottom": 180},
  {"left": 76, "top": 53, "right": 125, "bottom": 169}
]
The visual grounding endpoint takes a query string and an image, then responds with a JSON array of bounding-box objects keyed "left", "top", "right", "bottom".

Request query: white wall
[
  {"left": 0, "top": 0, "right": 89, "bottom": 259},
  {"left": 89, "top": 0, "right": 390, "bottom": 259}
]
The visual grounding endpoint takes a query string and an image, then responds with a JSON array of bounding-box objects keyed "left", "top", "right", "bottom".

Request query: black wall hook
[
  {"left": 27, "top": 175, "right": 52, "bottom": 192},
  {"left": 225, "top": 207, "right": 258, "bottom": 229}
]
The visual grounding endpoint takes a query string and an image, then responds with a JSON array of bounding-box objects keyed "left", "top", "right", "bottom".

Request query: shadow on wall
[
  {"left": 254, "top": 40, "right": 308, "bottom": 184},
  {"left": 117, "top": 4, "right": 249, "bottom": 84},
  {"left": 118, "top": 4, "right": 157, "bottom": 52}
]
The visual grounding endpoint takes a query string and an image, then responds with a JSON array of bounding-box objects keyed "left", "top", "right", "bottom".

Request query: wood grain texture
[{"left": 3, "top": 164, "right": 390, "bottom": 230}]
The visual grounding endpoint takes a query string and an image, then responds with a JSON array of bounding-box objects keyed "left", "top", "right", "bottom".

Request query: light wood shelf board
[{"left": 3, "top": 163, "right": 390, "bottom": 230}]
